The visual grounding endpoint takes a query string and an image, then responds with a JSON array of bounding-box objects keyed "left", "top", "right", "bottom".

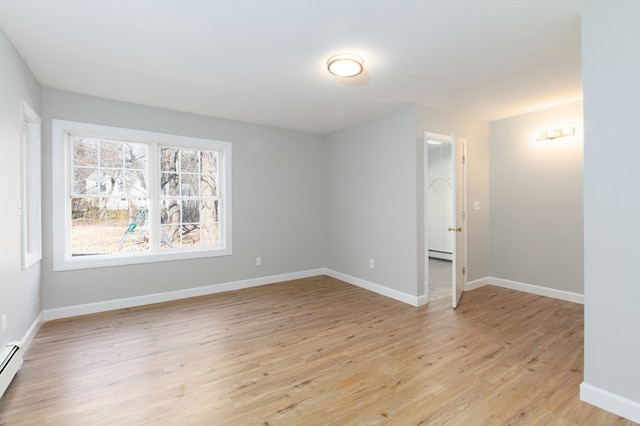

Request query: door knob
[{"left": 448, "top": 227, "right": 462, "bottom": 232}]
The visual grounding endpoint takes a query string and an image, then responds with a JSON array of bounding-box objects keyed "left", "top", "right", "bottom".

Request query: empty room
[{"left": 1, "top": 1, "right": 638, "bottom": 424}]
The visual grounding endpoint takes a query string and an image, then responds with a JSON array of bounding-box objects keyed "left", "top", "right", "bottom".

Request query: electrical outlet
[
  {"left": 369, "top": 259, "right": 375, "bottom": 269},
  {"left": 256, "top": 256, "right": 262, "bottom": 266},
  {"left": 1, "top": 314, "right": 7, "bottom": 334}
]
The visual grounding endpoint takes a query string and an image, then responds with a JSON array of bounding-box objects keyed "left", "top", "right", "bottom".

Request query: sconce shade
[{"left": 535, "top": 127, "right": 575, "bottom": 141}]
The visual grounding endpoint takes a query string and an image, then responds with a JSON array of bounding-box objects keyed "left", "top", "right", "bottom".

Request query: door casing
[{"left": 423, "top": 131, "right": 467, "bottom": 306}]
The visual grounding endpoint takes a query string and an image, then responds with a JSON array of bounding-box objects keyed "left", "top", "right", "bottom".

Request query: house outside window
[{"left": 52, "top": 120, "right": 231, "bottom": 271}]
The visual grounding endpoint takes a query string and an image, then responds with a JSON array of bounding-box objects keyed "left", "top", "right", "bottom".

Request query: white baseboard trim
[
  {"left": 324, "top": 269, "right": 420, "bottom": 307},
  {"left": 488, "top": 277, "right": 584, "bottom": 304},
  {"left": 43, "top": 269, "right": 326, "bottom": 321},
  {"left": 19, "top": 312, "right": 43, "bottom": 353},
  {"left": 416, "top": 294, "right": 428, "bottom": 307},
  {"left": 466, "top": 277, "right": 489, "bottom": 291},
  {"left": 40, "top": 271, "right": 585, "bottom": 321},
  {"left": 580, "top": 382, "right": 640, "bottom": 423}
]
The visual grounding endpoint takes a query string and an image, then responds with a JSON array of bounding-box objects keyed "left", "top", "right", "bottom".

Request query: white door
[{"left": 450, "top": 134, "right": 467, "bottom": 308}]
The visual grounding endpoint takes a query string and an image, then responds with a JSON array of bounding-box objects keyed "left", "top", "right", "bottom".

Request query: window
[
  {"left": 52, "top": 120, "right": 231, "bottom": 271},
  {"left": 21, "top": 100, "right": 42, "bottom": 269}
]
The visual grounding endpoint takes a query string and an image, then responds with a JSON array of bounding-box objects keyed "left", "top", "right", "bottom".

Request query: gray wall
[
  {"left": 324, "top": 104, "right": 490, "bottom": 301},
  {"left": 40, "top": 88, "right": 326, "bottom": 309},
  {"left": 325, "top": 105, "right": 419, "bottom": 296},
  {"left": 417, "top": 105, "right": 490, "bottom": 293},
  {"left": 582, "top": 0, "right": 640, "bottom": 408},
  {"left": 0, "top": 29, "right": 42, "bottom": 348},
  {"left": 489, "top": 102, "right": 583, "bottom": 293}
]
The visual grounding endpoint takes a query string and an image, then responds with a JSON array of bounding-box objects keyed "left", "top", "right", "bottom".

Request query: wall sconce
[{"left": 534, "top": 127, "right": 575, "bottom": 141}]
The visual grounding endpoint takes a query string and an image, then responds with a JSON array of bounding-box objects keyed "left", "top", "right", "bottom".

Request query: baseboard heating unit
[{"left": 0, "top": 342, "right": 23, "bottom": 398}]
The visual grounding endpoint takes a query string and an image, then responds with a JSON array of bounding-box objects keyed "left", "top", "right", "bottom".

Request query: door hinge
[
  {"left": 462, "top": 155, "right": 466, "bottom": 164},
  {"left": 462, "top": 211, "right": 466, "bottom": 220},
  {"left": 462, "top": 267, "right": 466, "bottom": 275}
]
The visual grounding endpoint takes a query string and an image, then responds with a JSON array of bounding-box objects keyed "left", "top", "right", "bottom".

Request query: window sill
[{"left": 53, "top": 247, "right": 232, "bottom": 271}]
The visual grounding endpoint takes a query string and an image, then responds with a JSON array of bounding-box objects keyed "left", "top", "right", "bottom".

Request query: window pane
[
  {"left": 160, "top": 147, "right": 179, "bottom": 172},
  {"left": 201, "top": 151, "right": 217, "bottom": 175},
  {"left": 161, "top": 199, "right": 180, "bottom": 224},
  {"left": 23, "top": 121, "right": 31, "bottom": 252},
  {"left": 124, "top": 143, "right": 147, "bottom": 170},
  {"left": 100, "top": 140, "right": 123, "bottom": 168},
  {"left": 70, "top": 137, "right": 149, "bottom": 256},
  {"left": 201, "top": 199, "right": 218, "bottom": 224},
  {"left": 182, "top": 199, "right": 200, "bottom": 223},
  {"left": 159, "top": 146, "right": 220, "bottom": 251},
  {"left": 181, "top": 174, "right": 199, "bottom": 196},
  {"left": 123, "top": 170, "right": 148, "bottom": 196},
  {"left": 161, "top": 172, "right": 179, "bottom": 196},
  {"left": 160, "top": 199, "right": 218, "bottom": 250},
  {"left": 161, "top": 224, "right": 213, "bottom": 250},
  {"left": 161, "top": 223, "right": 181, "bottom": 249},
  {"left": 73, "top": 138, "right": 98, "bottom": 167},
  {"left": 70, "top": 199, "right": 149, "bottom": 255},
  {"left": 200, "top": 222, "right": 220, "bottom": 246},
  {"left": 73, "top": 167, "right": 96, "bottom": 195},
  {"left": 72, "top": 138, "right": 147, "bottom": 198},
  {"left": 200, "top": 175, "right": 216, "bottom": 197},
  {"left": 180, "top": 225, "right": 201, "bottom": 247},
  {"left": 181, "top": 149, "right": 199, "bottom": 173},
  {"left": 161, "top": 225, "right": 176, "bottom": 248},
  {"left": 98, "top": 171, "right": 118, "bottom": 195}
]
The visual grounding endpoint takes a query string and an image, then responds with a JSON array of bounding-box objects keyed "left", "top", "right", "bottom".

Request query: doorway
[
  {"left": 426, "top": 136, "right": 453, "bottom": 302},
  {"left": 424, "top": 131, "right": 467, "bottom": 306}
]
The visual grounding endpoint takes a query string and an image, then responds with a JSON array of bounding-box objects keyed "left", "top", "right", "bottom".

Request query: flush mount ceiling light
[{"left": 327, "top": 53, "right": 364, "bottom": 77}]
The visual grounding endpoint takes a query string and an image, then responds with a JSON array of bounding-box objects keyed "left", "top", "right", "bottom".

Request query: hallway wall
[{"left": 489, "top": 101, "right": 583, "bottom": 294}]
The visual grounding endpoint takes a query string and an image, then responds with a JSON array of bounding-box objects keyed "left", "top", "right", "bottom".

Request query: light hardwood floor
[{"left": 0, "top": 276, "right": 633, "bottom": 425}]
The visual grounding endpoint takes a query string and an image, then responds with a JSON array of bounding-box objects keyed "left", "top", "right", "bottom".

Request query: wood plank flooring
[{"left": 0, "top": 276, "right": 634, "bottom": 425}]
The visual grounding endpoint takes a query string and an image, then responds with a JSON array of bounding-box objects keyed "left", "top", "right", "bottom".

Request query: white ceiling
[{"left": 0, "top": 0, "right": 591, "bottom": 134}]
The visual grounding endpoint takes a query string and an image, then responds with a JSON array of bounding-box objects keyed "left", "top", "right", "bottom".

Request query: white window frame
[
  {"left": 21, "top": 100, "right": 42, "bottom": 269},
  {"left": 52, "top": 119, "right": 232, "bottom": 271}
]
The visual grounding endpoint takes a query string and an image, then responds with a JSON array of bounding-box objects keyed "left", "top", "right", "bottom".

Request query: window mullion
[
  {"left": 148, "top": 142, "right": 160, "bottom": 252},
  {"left": 64, "top": 131, "right": 74, "bottom": 259}
]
